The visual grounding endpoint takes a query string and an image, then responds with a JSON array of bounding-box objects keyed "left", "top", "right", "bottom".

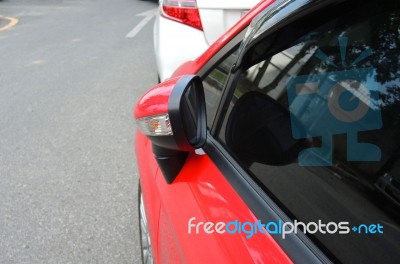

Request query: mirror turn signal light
[{"left": 136, "top": 114, "right": 173, "bottom": 136}]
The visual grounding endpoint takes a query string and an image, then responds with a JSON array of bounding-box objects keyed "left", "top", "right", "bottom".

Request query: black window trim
[
  {"left": 197, "top": 30, "right": 245, "bottom": 78},
  {"left": 197, "top": 29, "right": 246, "bottom": 129}
]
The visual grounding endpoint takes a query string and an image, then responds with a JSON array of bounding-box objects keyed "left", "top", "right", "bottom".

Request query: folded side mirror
[{"left": 135, "top": 75, "right": 207, "bottom": 183}]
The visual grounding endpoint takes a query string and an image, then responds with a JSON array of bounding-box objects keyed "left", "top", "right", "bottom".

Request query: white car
[{"left": 154, "top": 0, "right": 260, "bottom": 82}]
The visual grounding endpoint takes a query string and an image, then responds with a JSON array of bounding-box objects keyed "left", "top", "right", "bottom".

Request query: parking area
[{"left": 0, "top": 0, "right": 158, "bottom": 263}]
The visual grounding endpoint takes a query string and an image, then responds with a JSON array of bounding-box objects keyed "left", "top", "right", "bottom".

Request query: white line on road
[
  {"left": 0, "top": 15, "right": 19, "bottom": 32},
  {"left": 126, "top": 8, "right": 157, "bottom": 39}
]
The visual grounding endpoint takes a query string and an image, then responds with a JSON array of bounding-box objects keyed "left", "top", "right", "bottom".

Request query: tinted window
[{"left": 219, "top": 1, "right": 400, "bottom": 263}]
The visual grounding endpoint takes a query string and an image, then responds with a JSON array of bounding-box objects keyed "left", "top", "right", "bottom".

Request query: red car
[{"left": 134, "top": 0, "right": 400, "bottom": 263}]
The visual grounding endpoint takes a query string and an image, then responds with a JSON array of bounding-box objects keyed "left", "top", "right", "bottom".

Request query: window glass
[
  {"left": 202, "top": 48, "right": 239, "bottom": 128},
  {"left": 219, "top": 1, "right": 400, "bottom": 263}
]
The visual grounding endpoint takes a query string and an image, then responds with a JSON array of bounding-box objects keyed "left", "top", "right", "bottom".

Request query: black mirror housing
[
  {"left": 168, "top": 75, "right": 207, "bottom": 151},
  {"left": 137, "top": 75, "right": 207, "bottom": 183}
]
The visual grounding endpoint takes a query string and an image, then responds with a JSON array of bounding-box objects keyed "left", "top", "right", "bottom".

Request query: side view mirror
[
  {"left": 168, "top": 75, "right": 207, "bottom": 150},
  {"left": 226, "top": 92, "right": 309, "bottom": 166},
  {"left": 134, "top": 75, "right": 207, "bottom": 183}
]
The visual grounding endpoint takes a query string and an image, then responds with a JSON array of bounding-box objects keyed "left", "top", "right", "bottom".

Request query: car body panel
[
  {"left": 156, "top": 152, "right": 293, "bottom": 263},
  {"left": 135, "top": 131, "right": 161, "bottom": 261},
  {"left": 134, "top": 78, "right": 176, "bottom": 119},
  {"left": 136, "top": 140, "right": 293, "bottom": 263}
]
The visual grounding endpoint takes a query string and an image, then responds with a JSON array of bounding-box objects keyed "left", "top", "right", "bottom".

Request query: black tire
[{"left": 138, "top": 183, "right": 154, "bottom": 264}]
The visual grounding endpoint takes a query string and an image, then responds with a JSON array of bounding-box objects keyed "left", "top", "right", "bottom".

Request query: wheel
[{"left": 139, "top": 184, "right": 154, "bottom": 264}]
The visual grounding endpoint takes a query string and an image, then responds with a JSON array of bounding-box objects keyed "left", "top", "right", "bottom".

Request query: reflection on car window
[
  {"left": 203, "top": 47, "right": 239, "bottom": 128},
  {"left": 220, "top": 0, "right": 400, "bottom": 263}
]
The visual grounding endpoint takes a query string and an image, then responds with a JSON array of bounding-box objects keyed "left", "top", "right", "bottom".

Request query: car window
[
  {"left": 202, "top": 47, "right": 239, "bottom": 128},
  {"left": 218, "top": 0, "right": 400, "bottom": 263}
]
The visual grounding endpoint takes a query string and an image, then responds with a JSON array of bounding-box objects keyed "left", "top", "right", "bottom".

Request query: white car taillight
[{"left": 161, "top": 0, "right": 203, "bottom": 31}]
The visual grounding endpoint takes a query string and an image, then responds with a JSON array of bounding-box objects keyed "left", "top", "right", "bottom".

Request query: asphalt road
[{"left": 0, "top": 0, "right": 158, "bottom": 263}]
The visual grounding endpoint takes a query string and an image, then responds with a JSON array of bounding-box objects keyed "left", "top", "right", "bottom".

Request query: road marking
[
  {"left": 126, "top": 8, "right": 157, "bottom": 39},
  {"left": 0, "top": 16, "right": 19, "bottom": 32}
]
